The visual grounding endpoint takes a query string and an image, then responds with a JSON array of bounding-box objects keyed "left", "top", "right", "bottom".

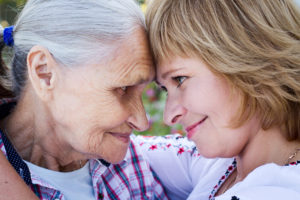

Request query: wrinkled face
[
  {"left": 50, "top": 29, "right": 154, "bottom": 163},
  {"left": 156, "top": 56, "right": 260, "bottom": 158}
]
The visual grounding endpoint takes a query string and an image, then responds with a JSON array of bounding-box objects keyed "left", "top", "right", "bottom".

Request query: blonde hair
[{"left": 146, "top": 0, "right": 300, "bottom": 140}]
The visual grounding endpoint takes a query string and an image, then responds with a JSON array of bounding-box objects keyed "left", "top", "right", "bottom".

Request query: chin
[
  {"left": 196, "top": 145, "right": 221, "bottom": 159},
  {"left": 105, "top": 154, "right": 127, "bottom": 164},
  {"left": 200, "top": 147, "right": 238, "bottom": 159},
  {"left": 102, "top": 147, "right": 129, "bottom": 164}
]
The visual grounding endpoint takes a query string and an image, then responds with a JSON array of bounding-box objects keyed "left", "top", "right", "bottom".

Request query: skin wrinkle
[
  {"left": 107, "top": 31, "right": 154, "bottom": 88},
  {"left": 110, "top": 54, "right": 154, "bottom": 88},
  {"left": 1, "top": 28, "right": 153, "bottom": 171}
]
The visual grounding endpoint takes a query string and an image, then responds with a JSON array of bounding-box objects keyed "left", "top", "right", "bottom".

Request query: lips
[
  {"left": 108, "top": 132, "right": 131, "bottom": 143},
  {"left": 186, "top": 116, "right": 208, "bottom": 139}
]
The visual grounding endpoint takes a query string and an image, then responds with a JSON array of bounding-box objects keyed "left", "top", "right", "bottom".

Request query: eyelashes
[
  {"left": 116, "top": 86, "right": 129, "bottom": 96},
  {"left": 172, "top": 76, "right": 187, "bottom": 88},
  {"left": 121, "top": 86, "right": 127, "bottom": 91},
  {"left": 158, "top": 76, "right": 188, "bottom": 93}
]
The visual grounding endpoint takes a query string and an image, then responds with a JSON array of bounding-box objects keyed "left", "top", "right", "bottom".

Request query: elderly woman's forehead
[{"left": 116, "top": 62, "right": 155, "bottom": 84}]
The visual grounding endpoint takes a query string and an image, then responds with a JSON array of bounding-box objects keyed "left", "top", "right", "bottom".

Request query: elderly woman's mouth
[{"left": 108, "top": 132, "right": 131, "bottom": 143}]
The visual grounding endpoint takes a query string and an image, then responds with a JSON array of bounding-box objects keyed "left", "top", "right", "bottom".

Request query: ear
[{"left": 27, "top": 45, "right": 58, "bottom": 100}]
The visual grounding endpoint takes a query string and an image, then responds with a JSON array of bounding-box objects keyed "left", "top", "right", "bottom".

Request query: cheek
[
  {"left": 82, "top": 88, "right": 131, "bottom": 127},
  {"left": 200, "top": 118, "right": 259, "bottom": 158},
  {"left": 182, "top": 79, "right": 218, "bottom": 113},
  {"left": 184, "top": 78, "right": 239, "bottom": 125},
  {"left": 52, "top": 88, "right": 130, "bottom": 136}
]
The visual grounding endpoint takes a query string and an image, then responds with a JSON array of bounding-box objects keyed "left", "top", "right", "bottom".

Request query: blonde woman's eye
[{"left": 172, "top": 76, "right": 187, "bottom": 88}]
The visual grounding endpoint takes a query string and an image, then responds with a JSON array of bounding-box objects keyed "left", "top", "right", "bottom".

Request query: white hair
[{"left": 8, "top": 0, "right": 145, "bottom": 95}]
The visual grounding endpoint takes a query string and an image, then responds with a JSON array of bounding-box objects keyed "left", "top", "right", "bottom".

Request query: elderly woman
[
  {"left": 0, "top": 0, "right": 170, "bottom": 199},
  {"left": 146, "top": 0, "right": 300, "bottom": 199},
  {"left": 0, "top": 0, "right": 230, "bottom": 199}
]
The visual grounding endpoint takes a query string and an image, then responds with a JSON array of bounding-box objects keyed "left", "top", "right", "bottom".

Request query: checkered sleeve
[
  {"left": 132, "top": 134, "right": 201, "bottom": 200},
  {"left": 125, "top": 140, "right": 169, "bottom": 200}
]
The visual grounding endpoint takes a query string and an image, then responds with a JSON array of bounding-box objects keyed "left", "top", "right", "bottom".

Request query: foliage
[
  {"left": 137, "top": 0, "right": 145, "bottom": 4},
  {"left": 0, "top": 0, "right": 24, "bottom": 4},
  {"left": 133, "top": 83, "right": 183, "bottom": 136},
  {"left": 0, "top": 0, "right": 26, "bottom": 26}
]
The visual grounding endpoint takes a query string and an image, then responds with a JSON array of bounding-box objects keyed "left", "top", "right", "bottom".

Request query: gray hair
[{"left": 1, "top": 0, "right": 146, "bottom": 96}]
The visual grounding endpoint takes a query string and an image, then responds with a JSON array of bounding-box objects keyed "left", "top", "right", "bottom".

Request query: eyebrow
[
  {"left": 120, "top": 71, "right": 155, "bottom": 86},
  {"left": 134, "top": 77, "right": 152, "bottom": 85},
  {"left": 161, "top": 68, "right": 183, "bottom": 79}
]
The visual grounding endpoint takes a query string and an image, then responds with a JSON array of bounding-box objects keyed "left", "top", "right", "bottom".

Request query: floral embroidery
[
  {"left": 138, "top": 134, "right": 200, "bottom": 157},
  {"left": 177, "top": 147, "right": 185, "bottom": 155},
  {"left": 209, "top": 159, "right": 237, "bottom": 200},
  {"left": 286, "top": 160, "right": 300, "bottom": 166},
  {"left": 149, "top": 145, "right": 158, "bottom": 150}
]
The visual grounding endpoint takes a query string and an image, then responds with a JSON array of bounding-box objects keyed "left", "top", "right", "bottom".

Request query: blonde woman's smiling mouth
[{"left": 185, "top": 116, "right": 208, "bottom": 139}]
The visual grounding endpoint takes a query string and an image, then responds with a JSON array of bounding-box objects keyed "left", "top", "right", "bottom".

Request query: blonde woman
[{"left": 146, "top": 0, "right": 300, "bottom": 199}]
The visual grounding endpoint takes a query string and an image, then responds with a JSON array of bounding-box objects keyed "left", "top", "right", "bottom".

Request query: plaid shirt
[{"left": 0, "top": 99, "right": 168, "bottom": 200}]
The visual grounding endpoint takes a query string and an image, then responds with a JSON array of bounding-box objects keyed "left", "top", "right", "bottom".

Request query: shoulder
[
  {"left": 216, "top": 163, "right": 300, "bottom": 200},
  {"left": 119, "top": 138, "right": 156, "bottom": 179},
  {"left": 108, "top": 139, "right": 168, "bottom": 199}
]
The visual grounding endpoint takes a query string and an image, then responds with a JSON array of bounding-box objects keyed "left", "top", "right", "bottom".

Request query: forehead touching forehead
[{"left": 108, "top": 28, "right": 155, "bottom": 85}]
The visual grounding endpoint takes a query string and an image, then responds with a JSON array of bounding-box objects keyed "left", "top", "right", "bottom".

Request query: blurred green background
[{"left": 0, "top": 0, "right": 183, "bottom": 136}]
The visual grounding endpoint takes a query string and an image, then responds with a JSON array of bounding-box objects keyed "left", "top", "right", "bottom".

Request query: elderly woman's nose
[
  {"left": 127, "top": 98, "right": 149, "bottom": 132},
  {"left": 163, "top": 95, "right": 185, "bottom": 126}
]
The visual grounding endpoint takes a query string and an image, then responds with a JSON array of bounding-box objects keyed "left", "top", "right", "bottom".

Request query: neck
[
  {"left": 1, "top": 91, "right": 86, "bottom": 172},
  {"left": 234, "top": 126, "right": 300, "bottom": 183}
]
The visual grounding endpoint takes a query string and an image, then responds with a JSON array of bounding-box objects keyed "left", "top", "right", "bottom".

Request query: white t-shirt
[{"left": 25, "top": 161, "right": 94, "bottom": 200}]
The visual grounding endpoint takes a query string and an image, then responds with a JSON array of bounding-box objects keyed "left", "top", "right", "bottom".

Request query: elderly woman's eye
[
  {"left": 172, "top": 76, "right": 187, "bottom": 88},
  {"left": 121, "top": 86, "right": 127, "bottom": 91},
  {"left": 117, "top": 86, "right": 128, "bottom": 95}
]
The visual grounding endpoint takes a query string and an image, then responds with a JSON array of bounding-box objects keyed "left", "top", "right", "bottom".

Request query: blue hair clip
[{"left": 3, "top": 26, "right": 14, "bottom": 47}]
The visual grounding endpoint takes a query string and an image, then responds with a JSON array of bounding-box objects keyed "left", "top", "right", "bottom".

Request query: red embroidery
[
  {"left": 149, "top": 145, "right": 157, "bottom": 150},
  {"left": 178, "top": 147, "right": 185, "bottom": 154}
]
